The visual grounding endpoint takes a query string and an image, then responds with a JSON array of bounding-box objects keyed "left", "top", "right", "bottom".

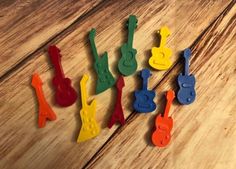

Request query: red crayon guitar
[
  {"left": 152, "top": 90, "right": 175, "bottom": 147},
  {"left": 31, "top": 73, "right": 57, "bottom": 128},
  {"left": 48, "top": 45, "right": 77, "bottom": 107},
  {"left": 108, "top": 76, "right": 125, "bottom": 128}
]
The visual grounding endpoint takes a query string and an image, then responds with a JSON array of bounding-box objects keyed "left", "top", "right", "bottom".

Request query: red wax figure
[
  {"left": 48, "top": 45, "right": 77, "bottom": 107},
  {"left": 108, "top": 76, "right": 126, "bottom": 128}
]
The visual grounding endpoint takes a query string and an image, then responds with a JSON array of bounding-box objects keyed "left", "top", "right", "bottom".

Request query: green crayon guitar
[
  {"left": 118, "top": 15, "right": 138, "bottom": 76},
  {"left": 89, "top": 28, "right": 115, "bottom": 94}
]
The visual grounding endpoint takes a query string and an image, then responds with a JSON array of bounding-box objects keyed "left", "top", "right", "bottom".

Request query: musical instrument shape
[
  {"left": 118, "top": 15, "right": 138, "bottom": 76},
  {"left": 48, "top": 45, "right": 77, "bottom": 107},
  {"left": 108, "top": 76, "right": 125, "bottom": 128},
  {"left": 177, "top": 48, "right": 196, "bottom": 105},
  {"left": 31, "top": 73, "right": 57, "bottom": 128},
  {"left": 149, "top": 26, "right": 172, "bottom": 70},
  {"left": 89, "top": 28, "right": 115, "bottom": 94},
  {"left": 133, "top": 69, "right": 156, "bottom": 113},
  {"left": 152, "top": 90, "right": 175, "bottom": 147},
  {"left": 77, "top": 74, "right": 100, "bottom": 142}
]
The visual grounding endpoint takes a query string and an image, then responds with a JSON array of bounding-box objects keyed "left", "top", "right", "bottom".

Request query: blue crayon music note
[
  {"left": 133, "top": 69, "right": 156, "bottom": 113},
  {"left": 177, "top": 48, "right": 196, "bottom": 105}
]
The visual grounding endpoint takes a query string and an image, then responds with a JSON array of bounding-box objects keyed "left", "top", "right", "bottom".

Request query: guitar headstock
[
  {"left": 48, "top": 45, "right": 61, "bottom": 63},
  {"left": 183, "top": 48, "right": 191, "bottom": 60},
  {"left": 127, "top": 15, "right": 138, "bottom": 30},
  {"left": 140, "top": 68, "right": 151, "bottom": 80},
  {"left": 159, "top": 26, "right": 171, "bottom": 37},
  {"left": 116, "top": 76, "right": 125, "bottom": 90},
  {"left": 81, "top": 74, "right": 89, "bottom": 86},
  {"left": 89, "top": 28, "right": 96, "bottom": 41},
  {"left": 166, "top": 90, "right": 175, "bottom": 102},
  {"left": 31, "top": 73, "right": 42, "bottom": 88}
]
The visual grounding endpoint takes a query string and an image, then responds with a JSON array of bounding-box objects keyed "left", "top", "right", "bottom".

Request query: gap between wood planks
[
  {"left": 82, "top": 0, "right": 236, "bottom": 168},
  {"left": 0, "top": 0, "right": 110, "bottom": 83}
]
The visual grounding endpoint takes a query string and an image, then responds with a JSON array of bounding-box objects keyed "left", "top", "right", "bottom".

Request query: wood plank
[
  {"left": 0, "top": 0, "right": 103, "bottom": 77},
  {"left": 85, "top": 2, "right": 236, "bottom": 169},
  {"left": 0, "top": 0, "right": 232, "bottom": 169}
]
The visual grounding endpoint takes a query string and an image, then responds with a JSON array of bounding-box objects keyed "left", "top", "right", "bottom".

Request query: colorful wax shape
[
  {"left": 48, "top": 45, "right": 77, "bottom": 107},
  {"left": 118, "top": 15, "right": 138, "bottom": 76},
  {"left": 89, "top": 28, "right": 115, "bottom": 94},
  {"left": 77, "top": 74, "right": 100, "bottom": 142},
  {"left": 108, "top": 76, "right": 125, "bottom": 128},
  {"left": 31, "top": 73, "right": 57, "bottom": 128},
  {"left": 177, "top": 48, "right": 196, "bottom": 105},
  {"left": 133, "top": 69, "right": 156, "bottom": 113},
  {"left": 149, "top": 26, "right": 172, "bottom": 70},
  {"left": 152, "top": 90, "right": 175, "bottom": 147}
]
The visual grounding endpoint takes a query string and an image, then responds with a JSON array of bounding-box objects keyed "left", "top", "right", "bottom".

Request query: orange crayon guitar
[
  {"left": 31, "top": 73, "right": 57, "bottom": 128},
  {"left": 152, "top": 90, "right": 175, "bottom": 147}
]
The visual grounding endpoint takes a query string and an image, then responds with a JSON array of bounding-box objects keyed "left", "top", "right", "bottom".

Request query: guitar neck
[
  {"left": 34, "top": 86, "right": 47, "bottom": 105},
  {"left": 89, "top": 36, "right": 100, "bottom": 62},
  {"left": 163, "top": 100, "right": 172, "bottom": 118},
  {"left": 53, "top": 61, "right": 65, "bottom": 79},
  {"left": 80, "top": 81, "right": 88, "bottom": 108},
  {"left": 117, "top": 87, "right": 123, "bottom": 101},
  {"left": 160, "top": 36, "right": 167, "bottom": 48},
  {"left": 142, "top": 77, "right": 148, "bottom": 90},
  {"left": 184, "top": 56, "right": 190, "bottom": 75},
  {"left": 48, "top": 50, "right": 65, "bottom": 80},
  {"left": 127, "top": 28, "right": 135, "bottom": 48}
]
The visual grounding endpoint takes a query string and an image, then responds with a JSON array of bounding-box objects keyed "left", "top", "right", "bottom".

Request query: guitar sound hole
[
  {"left": 124, "top": 61, "right": 132, "bottom": 67},
  {"left": 159, "top": 52, "right": 165, "bottom": 58}
]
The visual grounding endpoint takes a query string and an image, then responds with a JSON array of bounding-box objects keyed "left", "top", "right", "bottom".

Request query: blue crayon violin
[
  {"left": 177, "top": 48, "right": 196, "bottom": 105},
  {"left": 133, "top": 69, "right": 156, "bottom": 113}
]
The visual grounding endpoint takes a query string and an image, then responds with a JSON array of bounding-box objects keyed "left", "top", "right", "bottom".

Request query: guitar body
[
  {"left": 38, "top": 101, "right": 57, "bottom": 128},
  {"left": 52, "top": 77, "right": 77, "bottom": 107},
  {"left": 152, "top": 106, "right": 173, "bottom": 147},
  {"left": 78, "top": 100, "right": 100, "bottom": 142},
  {"left": 133, "top": 90, "right": 156, "bottom": 113},
  {"left": 177, "top": 74, "right": 196, "bottom": 105},
  {"left": 156, "top": 114, "right": 173, "bottom": 131},
  {"left": 94, "top": 52, "right": 116, "bottom": 94},
  {"left": 152, "top": 124, "right": 171, "bottom": 147},
  {"left": 108, "top": 101, "right": 125, "bottom": 128},
  {"left": 149, "top": 47, "right": 172, "bottom": 70},
  {"left": 118, "top": 43, "right": 137, "bottom": 76}
]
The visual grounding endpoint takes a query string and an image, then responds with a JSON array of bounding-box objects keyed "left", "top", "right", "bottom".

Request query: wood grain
[
  {"left": 0, "top": 0, "right": 103, "bottom": 77},
  {"left": 85, "top": 1, "right": 236, "bottom": 169},
  {"left": 0, "top": 0, "right": 233, "bottom": 169}
]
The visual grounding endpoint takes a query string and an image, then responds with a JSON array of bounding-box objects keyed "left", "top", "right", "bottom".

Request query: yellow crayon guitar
[
  {"left": 77, "top": 74, "right": 100, "bottom": 143},
  {"left": 149, "top": 26, "right": 172, "bottom": 70}
]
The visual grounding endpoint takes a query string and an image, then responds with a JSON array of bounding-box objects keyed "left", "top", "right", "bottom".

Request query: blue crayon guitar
[
  {"left": 133, "top": 69, "right": 156, "bottom": 113},
  {"left": 177, "top": 48, "right": 196, "bottom": 105}
]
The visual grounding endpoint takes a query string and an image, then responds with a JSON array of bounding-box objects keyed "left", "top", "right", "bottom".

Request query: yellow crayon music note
[
  {"left": 149, "top": 26, "right": 172, "bottom": 70},
  {"left": 77, "top": 74, "right": 100, "bottom": 143}
]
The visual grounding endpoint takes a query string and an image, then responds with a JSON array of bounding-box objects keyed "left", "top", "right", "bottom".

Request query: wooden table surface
[{"left": 1, "top": 0, "right": 236, "bottom": 169}]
